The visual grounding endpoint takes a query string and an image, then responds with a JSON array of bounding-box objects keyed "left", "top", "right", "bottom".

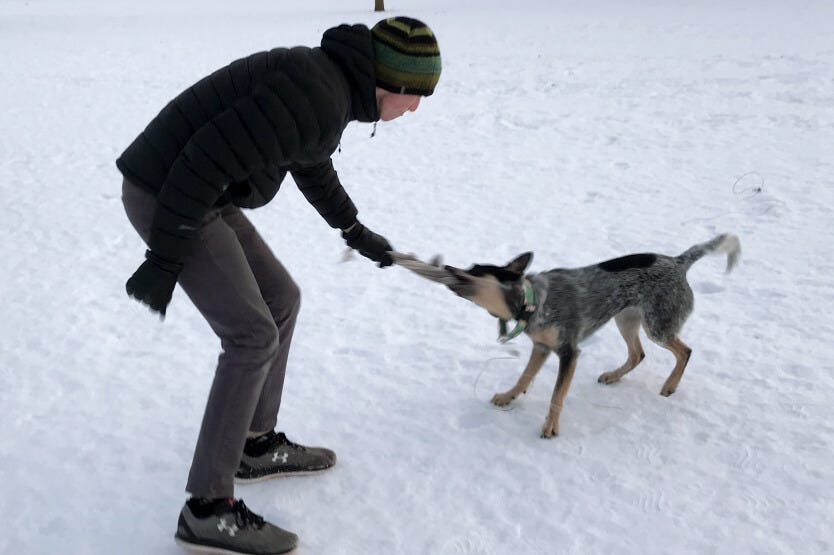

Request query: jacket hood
[{"left": 321, "top": 24, "right": 379, "bottom": 123}]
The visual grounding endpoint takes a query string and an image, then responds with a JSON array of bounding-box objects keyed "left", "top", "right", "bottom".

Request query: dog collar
[{"left": 498, "top": 279, "right": 536, "bottom": 343}]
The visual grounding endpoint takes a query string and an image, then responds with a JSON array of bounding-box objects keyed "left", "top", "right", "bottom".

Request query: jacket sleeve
[{"left": 291, "top": 159, "right": 358, "bottom": 230}]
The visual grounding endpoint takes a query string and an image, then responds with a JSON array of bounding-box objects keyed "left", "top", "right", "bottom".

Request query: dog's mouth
[
  {"left": 390, "top": 251, "right": 523, "bottom": 322},
  {"left": 445, "top": 279, "right": 476, "bottom": 299},
  {"left": 388, "top": 253, "right": 477, "bottom": 297}
]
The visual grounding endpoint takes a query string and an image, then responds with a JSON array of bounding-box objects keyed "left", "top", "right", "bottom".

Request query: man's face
[{"left": 377, "top": 91, "right": 422, "bottom": 121}]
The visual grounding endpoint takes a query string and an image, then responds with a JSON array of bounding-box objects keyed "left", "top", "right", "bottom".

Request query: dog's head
[{"left": 443, "top": 252, "right": 534, "bottom": 320}]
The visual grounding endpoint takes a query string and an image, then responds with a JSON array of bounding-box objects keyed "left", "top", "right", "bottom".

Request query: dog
[{"left": 392, "top": 233, "right": 740, "bottom": 438}]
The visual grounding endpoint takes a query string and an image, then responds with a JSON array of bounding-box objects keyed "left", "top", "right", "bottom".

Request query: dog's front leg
[
  {"left": 542, "top": 345, "right": 579, "bottom": 438},
  {"left": 491, "top": 344, "right": 551, "bottom": 406}
]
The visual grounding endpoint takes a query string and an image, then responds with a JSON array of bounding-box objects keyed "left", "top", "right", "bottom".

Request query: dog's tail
[{"left": 676, "top": 233, "right": 741, "bottom": 273}]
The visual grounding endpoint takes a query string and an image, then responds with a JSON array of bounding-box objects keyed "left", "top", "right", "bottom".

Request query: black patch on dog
[
  {"left": 467, "top": 264, "right": 520, "bottom": 283},
  {"left": 597, "top": 253, "right": 657, "bottom": 272}
]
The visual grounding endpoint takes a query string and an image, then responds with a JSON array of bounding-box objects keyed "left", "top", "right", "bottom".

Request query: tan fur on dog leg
[
  {"left": 542, "top": 347, "right": 579, "bottom": 438},
  {"left": 598, "top": 309, "right": 645, "bottom": 384},
  {"left": 492, "top": 346, "right": 550, "bottom": 406},
  {"left": 659, "top": 337, "right": 692, "bottom": 396}
]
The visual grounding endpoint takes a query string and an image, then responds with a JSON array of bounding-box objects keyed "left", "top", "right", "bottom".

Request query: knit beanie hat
[{"left": 371, "top": 17, "right": 441, "bottom": 97}]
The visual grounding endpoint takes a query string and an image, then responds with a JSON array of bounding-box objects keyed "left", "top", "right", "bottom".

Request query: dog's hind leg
[
  {"left": 656, "top": 336, "right": 692, "bottom": 396},
  {"left": 541, "top": 345, "right": 579, "bottom": 438},
  {"left": 491, "top": 344, "right": 550, "bottom": 406},
  {"left": 598, "top": 309, "right": 645, "bottom": 385}
]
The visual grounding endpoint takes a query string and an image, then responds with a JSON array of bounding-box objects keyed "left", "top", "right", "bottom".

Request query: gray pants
[{"left": 122, "top": 179, "right": 301, "bottom": 498}]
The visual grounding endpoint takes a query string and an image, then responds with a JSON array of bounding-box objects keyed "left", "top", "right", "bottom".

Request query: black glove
[
  {"left": 125, "top": 250, "right": 183, "bottom": 317},
  {"left": 342, "top": 222, "right": 394, "bottom": 268}
]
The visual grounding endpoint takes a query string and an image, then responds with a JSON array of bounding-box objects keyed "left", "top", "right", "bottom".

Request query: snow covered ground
[{"left": 2, "top": 0, "right": 833, "bottom": 553}]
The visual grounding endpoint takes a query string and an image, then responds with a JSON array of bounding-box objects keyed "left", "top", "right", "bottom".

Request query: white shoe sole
[
  {"left": 234, "top": 466, "right": 333, "bottom": 484},
  {"left": 175, "top": 536, "right": 296, "bottom": 554}
]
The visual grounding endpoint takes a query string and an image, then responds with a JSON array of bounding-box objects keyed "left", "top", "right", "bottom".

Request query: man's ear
[{"left": 505, "top": 252, "right": 533, "bottom": 276}]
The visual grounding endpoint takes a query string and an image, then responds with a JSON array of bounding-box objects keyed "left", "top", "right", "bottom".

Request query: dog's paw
[
  {"left": 540, "top": 417, "right": 559, "bottom": 438},
  {"left": 597, "top": 371, "right": 622, "bottom": 385},
  {"left": 491, "top": 391, "right": 516, "bottom": 406},
  {"left": 660, "top": 386, "right": 676, "bottom": 397}
]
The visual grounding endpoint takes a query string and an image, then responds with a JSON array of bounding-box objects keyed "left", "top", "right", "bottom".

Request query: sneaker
[
  {"left": 175, "top": 498, "right": 297, "bottom": 555},
  {"left": 235, "top": 431, "right": 336, "bottom": 484}
]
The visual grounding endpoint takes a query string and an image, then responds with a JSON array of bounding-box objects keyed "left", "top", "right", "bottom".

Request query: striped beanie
[{"left": 371, "top": 17, "right": 441, "bottom": 97}]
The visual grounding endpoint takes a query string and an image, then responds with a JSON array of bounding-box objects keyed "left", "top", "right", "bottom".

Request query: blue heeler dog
[{"left": 391, "top": 234, "right": 741, "bottom": 438}]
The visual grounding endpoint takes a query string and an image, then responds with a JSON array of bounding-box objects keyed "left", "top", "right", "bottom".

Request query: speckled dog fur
[{"left": 441, "top": 234, "right": 741, "bottom": 438}]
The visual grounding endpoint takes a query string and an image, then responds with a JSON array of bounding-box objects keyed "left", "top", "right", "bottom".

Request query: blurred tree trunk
[{"left": 375, "top": 0, "right": 385, "bottom": 11}]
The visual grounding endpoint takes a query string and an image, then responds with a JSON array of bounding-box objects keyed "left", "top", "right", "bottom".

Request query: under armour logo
[
  {"left": 272, "top": 451, "right": 288, "bottom": 464},
  {"left": 217, "top": 518, "right": 239, "bottom": 537}
]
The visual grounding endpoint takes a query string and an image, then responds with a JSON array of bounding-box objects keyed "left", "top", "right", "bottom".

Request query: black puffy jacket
[{"left": 116, "top": 24, "right": 379, "bottom": 264}]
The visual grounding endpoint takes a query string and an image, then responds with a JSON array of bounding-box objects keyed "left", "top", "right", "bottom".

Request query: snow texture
[{"left": 1, "top": 0, "right": 833, "bottom": 553}]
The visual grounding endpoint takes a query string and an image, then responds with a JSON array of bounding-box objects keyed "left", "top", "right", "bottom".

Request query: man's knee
[
  {"left": 267, "top": 281, "right": 301, "bottom": 324},
  {"left": 221, "top": 318, "right": 281, "bottom": 367}
]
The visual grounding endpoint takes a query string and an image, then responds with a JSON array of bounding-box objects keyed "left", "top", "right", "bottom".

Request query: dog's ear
[{"left": 505, "top": 252, "right": 533, "bottom": 276}]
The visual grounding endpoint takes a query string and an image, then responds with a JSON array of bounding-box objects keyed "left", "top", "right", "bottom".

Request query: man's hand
[
  {"left": 125, "top": 250, "right": 183, "bottom": 317},
  {"left": 341, "top": 222, "right": 394, "bottom": 267}
]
